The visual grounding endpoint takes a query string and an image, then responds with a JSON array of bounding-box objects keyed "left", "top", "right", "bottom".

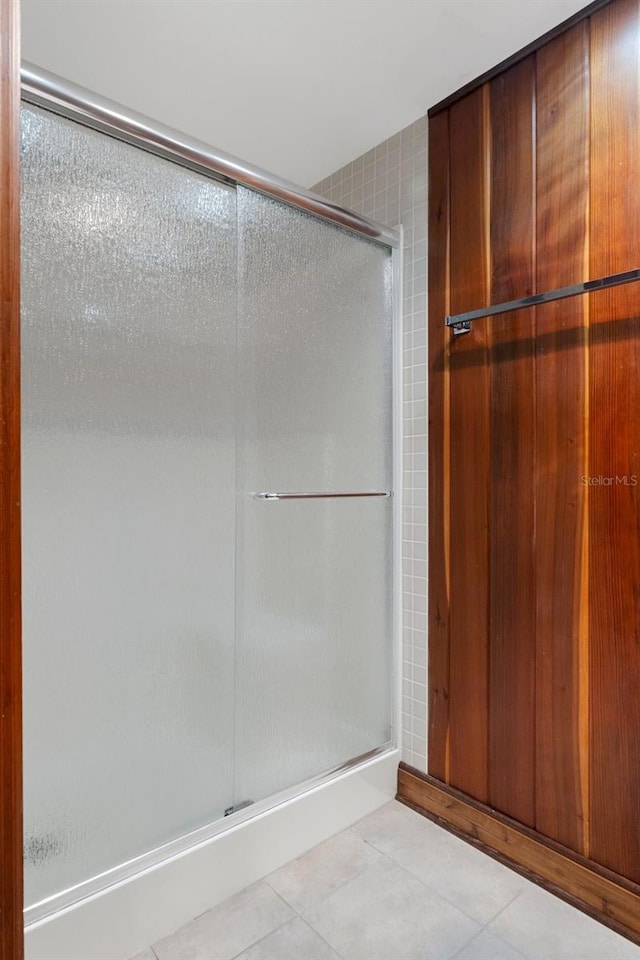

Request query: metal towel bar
[
  {"left": 254, "top": 491, "right": 391, "bottom": 501},
  {"left": 445, "top": 267, "right": 640, "bottom": 335}
]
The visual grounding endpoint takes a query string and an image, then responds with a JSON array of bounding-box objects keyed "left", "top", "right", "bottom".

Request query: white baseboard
[{"left": 25, "top": 749, "right": 399, "bottom": 960}]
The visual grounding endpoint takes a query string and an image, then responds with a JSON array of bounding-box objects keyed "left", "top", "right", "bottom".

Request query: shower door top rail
[
  {"left": 445, "top": 267, "right": 640, "bottom": 335},
  {"left": 254, "top": 491, "right": 391, "bottom": 500},
  {"left": 20, "top": 62, "right": 399, "bottom": 250}
]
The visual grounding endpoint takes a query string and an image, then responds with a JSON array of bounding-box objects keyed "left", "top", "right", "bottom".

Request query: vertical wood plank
[
  {"left": 427, "top": 110, "right": 450, "bottom": 781},
  {"left": 0, "top": 0, "right": 23, "bottom": 957},
  {"left": 534, "top": 22, "right": 590, "bottom": 855},
  {"left": 488, "top": 57, "right": 537, "bottom": 826},
  {"left": 447, "top": 87, "right": 490, "bottom": 802},
  {"left": 589, "top": 0, "right": 640, "bottom": 883}
]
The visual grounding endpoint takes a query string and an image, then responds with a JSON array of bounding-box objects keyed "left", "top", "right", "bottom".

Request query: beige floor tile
[
  {"left": 152, "top": 882, "right": 294, "bottom": 960},
  {"left": 350, "top": 799, "right": 431, "bottom": 856},
  {"left": 233, "top": 917, "right": 341, "bottom": 960},
  {"left": 389, "top": 822, "right": 527, "bottom": 923},
  {"left": 489, "top": 885, "right": 640, "bottom": 960},
  {"left": 266, "top": 827, "right": 381, "bottom": 913},
  {"left": 454, "top": 929, "right": 527, "bottom": 960},
  {"left": 303, "top": 856, "right": 480, "bottom": 960},
  {"left": 131, "top": 807, "right": 640, "bottom": 960}
]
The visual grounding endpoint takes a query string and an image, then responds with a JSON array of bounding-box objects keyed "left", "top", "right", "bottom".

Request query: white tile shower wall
[{"left": 313, "top": 117, "right": 428, "bottom": 772}]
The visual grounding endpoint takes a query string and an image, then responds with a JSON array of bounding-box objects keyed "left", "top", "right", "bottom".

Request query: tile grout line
[
  {"left": 151, "top": 880, "right": 298, "bottom": 960},
  {"left": 264, "top": 839, "right": 384, "bottom": 921},
  {"left": 447, "top": 886, "right": 530, "bottom": 960},
  {"left": 381, "top": 840, "right": 529, "bottom": 933},
  {"left": 348, "top": 822, "right": 428, "bottom": 860},
  {"left": 448, "top": 925, "right": 485, "bottom": 960},
  {"left": 230, "top": 883, "right": 347, "bottom": 960},
  {"left": 306, "top": 920, "right": 348, "bottom": 960},
  {"left": 226, "top": 912, "right": 293, "bottom": 960},
  {"left": 300, "top": 851, "right": 482, "bottom": 960},
  {"left": 482, "top": 886, "right": 528, "bottom": 928}
]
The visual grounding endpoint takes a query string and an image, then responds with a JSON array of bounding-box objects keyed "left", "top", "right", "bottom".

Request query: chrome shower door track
[
  {"left": 20, "top": 63, "right": 399, "bottom": 249},
  {"left": 23, "top": 743, "right": 394, "bottom": 925}
]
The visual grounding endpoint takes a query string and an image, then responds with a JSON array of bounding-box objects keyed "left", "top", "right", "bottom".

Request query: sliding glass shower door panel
[
  {"left": 235, "top": 496, "right": 393, "bottom": 802},
  {"left": 21, "top": 105, "right": 237, "bottom": 906},
  {"left": 21, "top": 105, "right": 394, "bottom": 909},
  {"left": 235, "top": 188, "right": 393, "bottom": 805}
]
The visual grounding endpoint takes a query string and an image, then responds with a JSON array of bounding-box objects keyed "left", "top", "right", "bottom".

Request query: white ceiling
[{"left": 21, "top": 0, "right": 591, "bottom": 188}]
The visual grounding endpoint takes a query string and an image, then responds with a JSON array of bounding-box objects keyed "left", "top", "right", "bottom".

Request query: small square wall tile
[
  {"left": 411, "top": 593, "right": 427, "bottom": 614},
  {"left": 400, "top": 743, "right": 413, "bottom": 764},
  {"left": 413, "top": 609, "right": 427, "bottom": 629},
  {"left": 375, "top": 155, "right": 389, "bottom": 177},
  {"left": 413, "top": 645, "right": 427, "bottom": 671},
  {"left": 401, "top": 125, "right": 415, "bottom": 147},
  {"left": 412, "top": 715, "right": 427, "bottom": 740},
  {"left": 404, "top": 747, "right": 427, "bottom": 770},
  {"left": 400, "top": 193, "right": 415, "bottom": 217},
  {"left": 387, "top": 199, "right": 400, "bottom": 223}
]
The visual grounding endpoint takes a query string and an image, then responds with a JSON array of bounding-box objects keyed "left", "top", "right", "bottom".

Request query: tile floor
[{"left": 130, "top": 801, "right": 640, "bottom": 960}]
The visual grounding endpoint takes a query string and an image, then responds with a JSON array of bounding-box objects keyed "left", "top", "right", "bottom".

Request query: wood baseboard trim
[{"left": 397, "top": 764, "right": 640, "bottom": 946}]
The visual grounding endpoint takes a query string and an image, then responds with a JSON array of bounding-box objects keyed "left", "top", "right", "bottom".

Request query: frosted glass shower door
[
  {"left": 235, "top": 188, "right": 394, "bottom": 805},
  {"left": 21, "top": 105, "right": 237, "bottom": 906}
]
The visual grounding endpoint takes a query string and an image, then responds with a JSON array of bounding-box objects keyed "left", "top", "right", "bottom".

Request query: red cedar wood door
[{"left": 428, "top": 0, "right": 640, "bottom": 885}]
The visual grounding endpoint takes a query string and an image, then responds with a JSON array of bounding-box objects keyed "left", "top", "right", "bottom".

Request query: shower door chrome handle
[{"left": 253, "top": 491, "right": 391, "bottom": 500}]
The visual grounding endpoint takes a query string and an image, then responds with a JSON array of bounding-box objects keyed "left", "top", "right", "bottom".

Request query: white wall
[{"left": 21, "top": 0, "right": 592, "bottom": 186}]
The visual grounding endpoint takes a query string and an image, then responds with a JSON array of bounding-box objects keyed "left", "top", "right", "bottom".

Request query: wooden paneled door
[
  {"left": 420, "top": 0, "right": 640, "bottom": 934},
  {"left": 0, "top": 0, "right": 23, "bottom": 958}
]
